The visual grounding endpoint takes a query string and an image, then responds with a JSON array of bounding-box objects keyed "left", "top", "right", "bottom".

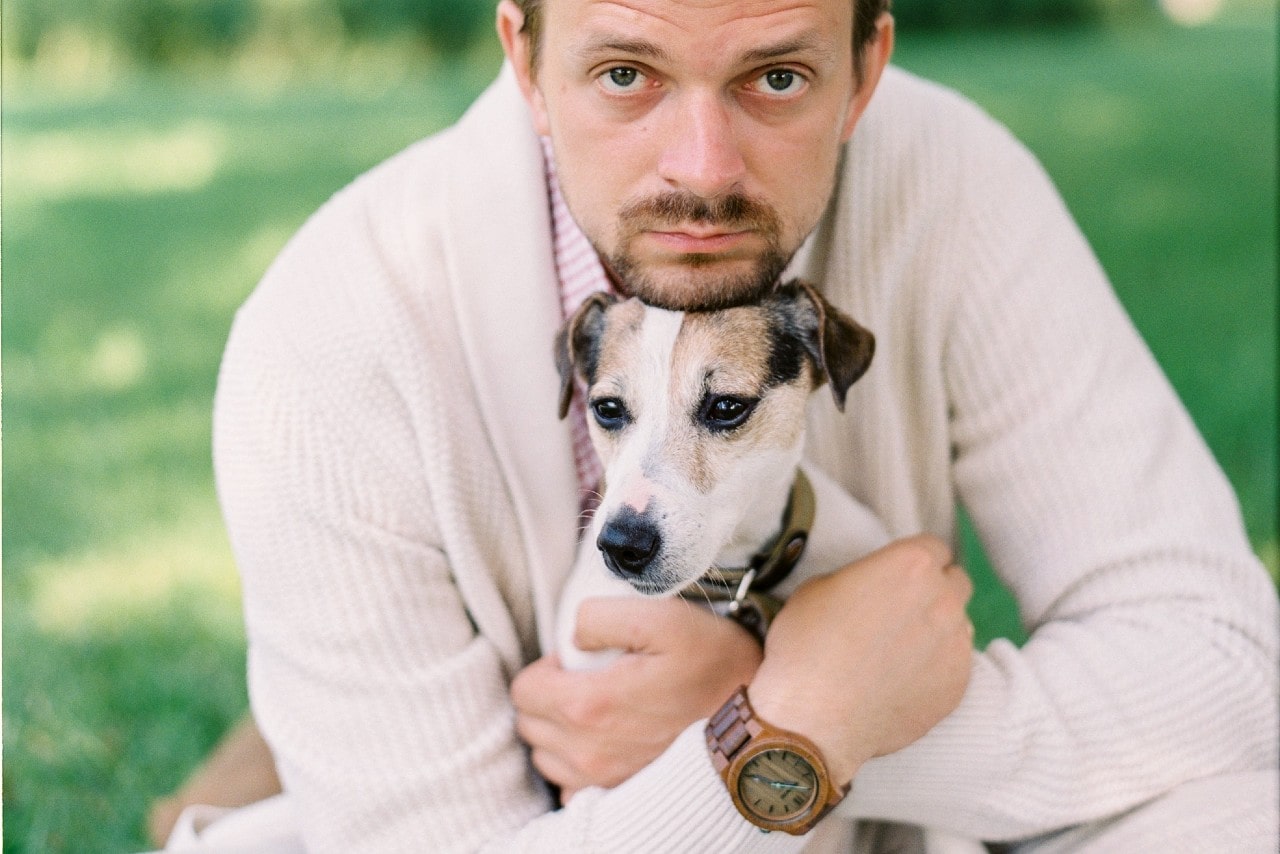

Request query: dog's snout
[{"left": 597, "top": 509, "right": 662, "bottom": 577}]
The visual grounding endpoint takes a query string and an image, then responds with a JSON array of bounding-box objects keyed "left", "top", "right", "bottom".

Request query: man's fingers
[
  {"left": 529, "top": 747, "right": 587, "bottom": 793},
  {"left": 572, "top": 596, "right": 692, "bottom": 653},
  {"left": 522, "top": 711, "right": 635, "bottom": 792},
  {"left": 513, "top": 704, "right": 563, "bottom": 749},
  {"left": 511, "top": 653, "right": 574, "bottom": 717},
  {"left": 512, "top": 654, "right": 619, "bottom": 733},
  {"left": 882, "top": 533, "right": 953, "bottom": 570}
]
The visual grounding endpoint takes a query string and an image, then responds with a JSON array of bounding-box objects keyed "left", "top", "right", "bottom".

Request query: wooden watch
[{"left": 705, "top": 686, "right": 849, "bottom": 835}]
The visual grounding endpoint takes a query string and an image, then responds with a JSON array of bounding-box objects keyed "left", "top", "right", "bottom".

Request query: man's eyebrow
[
  {"left": 739, "top": 36, "right": 834, "bottom": 65},
  {"left": 574, "top": 35, "right": 672, "bottom": 63}
]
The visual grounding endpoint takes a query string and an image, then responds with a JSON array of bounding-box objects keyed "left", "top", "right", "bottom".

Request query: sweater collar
[{"left": 440, "top": 64, "right": 580, "bottom": 656}]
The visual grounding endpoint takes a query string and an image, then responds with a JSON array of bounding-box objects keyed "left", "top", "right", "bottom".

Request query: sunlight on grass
[
  {"left": 4, "top": 318, "right": 152, "bottom": 398},
  {"left": 1261, "top": 540, "right": 1279, "bottom": 586},
  {"left": 29, "top": 512, "right": 242, "bottom": 638},
  {"left": 85, "top": 326, "right": 149, "bottom": 391},
  {"left": 1161, "top": 0, "right": 1227, "bottom": 26},
  {"left": 8, "top": 119, "right": 229, "bottom": 199}
]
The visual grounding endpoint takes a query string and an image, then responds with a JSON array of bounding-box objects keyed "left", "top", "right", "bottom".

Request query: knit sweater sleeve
[
  {"left": 844, "top": 112, "right": 1279, "bottom": 841},
  {"left": 212, "top": 160, "right": 810, "bottom": 853}
]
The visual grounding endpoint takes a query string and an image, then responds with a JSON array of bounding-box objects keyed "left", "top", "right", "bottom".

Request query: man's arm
[
  {"left": 512, "top": 536, "right": 974, "bottom": 800},
  {"left": 840, "top": 120, "right": 1280, "bottom": 840}
]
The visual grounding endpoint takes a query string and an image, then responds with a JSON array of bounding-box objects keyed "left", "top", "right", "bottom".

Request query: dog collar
[{"left": 682, "top": 470, "right": 815, "bottom": 643}]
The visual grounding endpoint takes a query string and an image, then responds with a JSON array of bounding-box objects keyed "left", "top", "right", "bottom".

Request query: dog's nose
[{"left": 597, "top": 510, "right": 661, "bottom": 577}]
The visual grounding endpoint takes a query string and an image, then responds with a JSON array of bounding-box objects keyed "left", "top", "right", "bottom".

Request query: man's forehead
[
  {"left": 570, "top": 29, "right": 839, "bottom": 68},
  {"left": 543, "top": 0, "right": 853, "bottom": 49}
]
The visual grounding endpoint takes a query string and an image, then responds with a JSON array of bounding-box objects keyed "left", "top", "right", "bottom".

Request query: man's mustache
[{"left": 618, "top": 192, "right": 782, "bottom": 233}]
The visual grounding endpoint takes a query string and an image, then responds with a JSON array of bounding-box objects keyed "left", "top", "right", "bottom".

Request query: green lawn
[{"left": 4, "top": 15, "right": 1276, "bottom": 853}]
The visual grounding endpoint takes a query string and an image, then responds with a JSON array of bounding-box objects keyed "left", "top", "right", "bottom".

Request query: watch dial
[{"left": 736, "top": 749, "right": 819, "bottom": 821}]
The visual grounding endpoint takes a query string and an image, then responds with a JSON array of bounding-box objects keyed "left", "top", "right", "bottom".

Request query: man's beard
[{"left": 599, "top": 191, "right": 792, "bottom": 312}]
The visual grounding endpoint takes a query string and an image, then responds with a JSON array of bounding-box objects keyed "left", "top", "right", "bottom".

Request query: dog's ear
[
  {"left": 553, "top": 291, "right": 617, "bottom": 420},
  {"left": 789, "top": 280, "right": 875, "bottom": 412}
]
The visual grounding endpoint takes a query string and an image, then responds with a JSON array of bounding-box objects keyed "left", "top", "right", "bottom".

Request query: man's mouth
[{"left": 644, "top": 228, "right": 754, "bottom": 254}]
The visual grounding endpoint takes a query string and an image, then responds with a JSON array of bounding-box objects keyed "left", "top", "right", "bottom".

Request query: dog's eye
[
  {"left": 590, "top": 397, "right": 630, "bottom": 430},
  {"left": 700, "top": 395, "right": 757, "bottom": 432}
]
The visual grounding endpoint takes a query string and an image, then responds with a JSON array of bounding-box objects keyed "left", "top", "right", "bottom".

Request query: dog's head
[{"left": 554, "top": 280, "right": 874, "bottom": 594}]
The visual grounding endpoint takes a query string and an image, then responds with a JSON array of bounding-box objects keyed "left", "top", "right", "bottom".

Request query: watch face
[{"left": 736, "top": 748, "right": 819, "bottom": 822}]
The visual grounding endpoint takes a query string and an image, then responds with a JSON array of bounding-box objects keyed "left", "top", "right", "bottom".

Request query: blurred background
[{"left": 3, "top": 0, "right": 1275, "bottom": 850}]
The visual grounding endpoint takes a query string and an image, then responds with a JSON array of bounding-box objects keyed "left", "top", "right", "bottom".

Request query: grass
[{"left": 3, "top": 14, "right": 1275, "bottom": 852}]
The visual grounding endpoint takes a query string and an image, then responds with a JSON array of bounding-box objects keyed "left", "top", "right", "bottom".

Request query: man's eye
[
  {"left": 591, "top": 397, "right": 631, "bottom": 430},
  {"left": 755, "top": 69, "right": 805, "bottom": 96},
  {"left": 699, "top": 395, "right": 757, "bottom": 431},
  {"left": 599, "top": 66, "right": 647, "bottom": 93}
]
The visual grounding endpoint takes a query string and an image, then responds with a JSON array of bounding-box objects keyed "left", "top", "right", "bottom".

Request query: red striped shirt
[{"left": 542, "top": 138, "right": 613, "bottom": 518}]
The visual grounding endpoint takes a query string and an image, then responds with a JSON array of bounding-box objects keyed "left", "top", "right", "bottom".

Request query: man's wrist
[{"left": 745, "top": 673, "right": 866, "bottom": 786}]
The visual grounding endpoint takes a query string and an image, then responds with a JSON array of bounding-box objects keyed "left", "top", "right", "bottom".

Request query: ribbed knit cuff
[{"left": 574, "top": 721, "right": 813, "bottom": 853}]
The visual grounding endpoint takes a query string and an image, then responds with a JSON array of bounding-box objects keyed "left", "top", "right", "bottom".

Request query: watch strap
[{"left": 706, "top": 685, "right": 761, "bottom": 773}]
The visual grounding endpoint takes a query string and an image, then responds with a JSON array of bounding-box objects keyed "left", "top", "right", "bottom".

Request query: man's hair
[{"left": 514, "top": 0, "right": 891, "bottom": 79}]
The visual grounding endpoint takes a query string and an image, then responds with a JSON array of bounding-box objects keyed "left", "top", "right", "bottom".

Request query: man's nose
[{"left": 657, "top": 92, "right": 747, "bottom": 200}]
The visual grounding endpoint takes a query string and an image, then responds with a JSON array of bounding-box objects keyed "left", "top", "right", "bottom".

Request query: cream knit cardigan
[{"left": 213, "top": 66, "right": 1279, "bottom": 852}]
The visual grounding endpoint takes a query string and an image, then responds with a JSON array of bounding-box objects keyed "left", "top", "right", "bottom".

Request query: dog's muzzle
[{"left": 593, "top": 472, "right": 815, "bottom": 643}]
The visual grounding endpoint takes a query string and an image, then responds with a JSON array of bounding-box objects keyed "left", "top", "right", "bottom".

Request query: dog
[{"left": 553, "top": 280, "right": 891, "bottom": 670}]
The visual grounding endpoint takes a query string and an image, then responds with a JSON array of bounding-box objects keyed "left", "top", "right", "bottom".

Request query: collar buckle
[{"left": 681, "top": 470, "right": 815, "bottom": 644}]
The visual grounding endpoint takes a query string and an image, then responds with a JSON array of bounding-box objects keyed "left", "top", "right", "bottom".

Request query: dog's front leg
[{"left": 555, "top": 542, "right": 640, "bottom": 671}]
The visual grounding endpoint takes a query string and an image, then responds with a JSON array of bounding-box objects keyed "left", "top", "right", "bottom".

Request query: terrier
[{"left": 554, "top": 280, "right": 890, "bottom": 669}]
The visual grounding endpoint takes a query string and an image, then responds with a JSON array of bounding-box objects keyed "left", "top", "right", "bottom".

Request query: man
[{"left": 199, "top": 0, "right": 1278, "bottom": 850}]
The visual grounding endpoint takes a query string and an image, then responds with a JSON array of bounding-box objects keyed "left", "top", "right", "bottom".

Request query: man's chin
[{"left": 613, "top": 257, "right": 789, "bottom": 312}]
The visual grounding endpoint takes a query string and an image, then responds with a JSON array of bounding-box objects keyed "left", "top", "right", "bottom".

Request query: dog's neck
[{"left": 711, "top": 449, "right": 805, "bottom": 569}]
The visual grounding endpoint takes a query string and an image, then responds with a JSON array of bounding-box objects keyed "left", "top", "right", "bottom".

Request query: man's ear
[
  {"left": 840, "top": 12, "right": 895, "bottom": 143},
  {"left": 553, "top": 292, "right": 616, "bottom": 419},
  {"left": 787, "top": 280, "right": 875, "bottom": 412},
  {"left": 496, "top": 0, "right": 550, "bottom": 135}
]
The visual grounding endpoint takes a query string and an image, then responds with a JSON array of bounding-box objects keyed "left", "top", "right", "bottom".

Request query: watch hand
[{"left": 745, "top": 774, "right": 812, "bottom": 792}]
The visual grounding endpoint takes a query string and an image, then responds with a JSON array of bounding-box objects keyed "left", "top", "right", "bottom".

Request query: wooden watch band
[{"left": 706, "top": 686, "right": 760, "bottom": 773}]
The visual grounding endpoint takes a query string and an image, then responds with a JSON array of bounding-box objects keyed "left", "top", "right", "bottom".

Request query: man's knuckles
[
  {"left": 509, "top": 661, "right": 550, "bottom": 712},
  {"left": 893, "top": 534, "right": 953, "bottom": 569},
  {"left": 555, "top": 684, "right": 611, "bottom": 730},
  {"left": 887, "top": 537, "right": 953, "bottom": 585}
]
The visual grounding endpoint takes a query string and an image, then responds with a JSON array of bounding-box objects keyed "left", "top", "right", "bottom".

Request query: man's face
[{"left": 501, "top": 0, "right": 888, "bottom": 310}]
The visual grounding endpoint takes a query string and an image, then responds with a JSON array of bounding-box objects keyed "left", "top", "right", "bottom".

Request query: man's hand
[
  {"left": 749, "top": 535, "right": 975, "bottom": 786},
  {"left": 511, "top": 597, "right": 762, "bottom": 801}
]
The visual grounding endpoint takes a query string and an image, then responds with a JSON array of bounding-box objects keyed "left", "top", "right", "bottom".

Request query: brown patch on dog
[
  {"left": 555, "top": 292, "right": 616, "bottom": 419},
  {"left": 786, "top": 281, "right": 875, "bottom": 411},
  {"left": 590, "top": 299, "right": 647, "bottom": 386},
  {"left": 665, "top": 307, "right": 814, "bottom": 493},
  {"left": 579, "top": 299, "right": 649, "bottom": 467}
]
